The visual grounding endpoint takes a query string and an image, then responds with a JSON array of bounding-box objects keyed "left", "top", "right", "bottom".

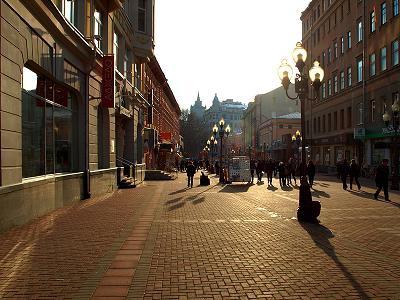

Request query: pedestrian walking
[
  {"left": 307, "top": 160, "right": 316, "bottom": 187},
  {"left": 250, "top": 160, "right": 256, "bottom": 184},
  {"left": 374, "top": 159, "right": 390, "bottom": 201},
  {"left": 186, "top": 161, "right": 196, "bottom": 188},
  {"left": 265, "top": 159, "right": 274, "bottom": 185},
  {"left": 256, "top": 160, "right": 264, "bottom": 182},
  {"left": 340, "top": 159, "right": 350, "bottom": 190},
  {"left": 278, "top": 162, "right": 286, "bottom": 187},
  {"left": 349, "top": 159, "right": 361, "bottom": 190},
  {"left": 284, "top": 162, "right": 291, "bottom": 185},
  {"left": 289, "top": 158, "right": 297, "bottom": 185}
]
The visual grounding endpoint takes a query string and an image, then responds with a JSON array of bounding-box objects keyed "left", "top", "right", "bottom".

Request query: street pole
[
  {"left": 219, "top": 134, "right": 223, "bottom": 182},
  {"left": 300, "top": 94, "right": 307, "bottom": 177},
  {"left": 391, "top": 134, "right": 399, "bottom": 190}
]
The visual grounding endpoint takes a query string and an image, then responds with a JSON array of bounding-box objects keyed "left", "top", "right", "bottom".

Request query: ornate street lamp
[
  {"left": 217, "top": 119, "right": 231, "bottom": 183},
  {"left": 383, "top": 100, "right": 400, "bottom": 190},
  {"left": 292, "top": 130, "right": 302, "bottom": 170},
  {"left": 278, "top": 42, "right": 324, "bottom": 219}
]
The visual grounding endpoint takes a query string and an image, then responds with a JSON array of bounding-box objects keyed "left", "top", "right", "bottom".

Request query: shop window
[{"left": 22, "top": 66, "right": 78, "bottom": 178}]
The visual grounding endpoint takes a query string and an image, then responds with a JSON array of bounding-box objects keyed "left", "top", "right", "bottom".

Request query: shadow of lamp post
[
  {"left": 383, "top": 99, "right": 400, "bottom": 190},
  {"left": 278, "top": 42, "right": 325, "bottom": 205}
]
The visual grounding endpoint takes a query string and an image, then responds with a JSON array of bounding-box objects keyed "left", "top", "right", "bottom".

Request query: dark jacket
[
  {"left": 350, "top": 162, "right": 360, "bottom": 177},
  {"left": 307, "top": 163, "right": 316, "bottom": 177},
  {"left": 375, "top": 164, "right": 389, "bottom": 184},
  {"left": 186, "top": 164, "right": 196, "bottom": 176}
]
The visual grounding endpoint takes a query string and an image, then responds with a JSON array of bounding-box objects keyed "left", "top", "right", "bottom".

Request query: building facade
[
  {"left": 0, "top": 0, "right": 180, "bottom": 232},
  {"left": 242, "top": 85, "right": 299, "bottom": 156},
  {"left": 203, "top": 94, "right": 246, "bottom": 134},
  {"left": 301, "top": 0, "right": 400, "bottom": 170}
]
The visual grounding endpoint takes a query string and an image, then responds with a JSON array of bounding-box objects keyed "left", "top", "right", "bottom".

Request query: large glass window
[
  {"left": 138, "top": 0, "right": 146, "bottom": 32},
  {"left": 340, "top": 71, "right": 345, "bottom": 90},
  {"left": 113, "top": 32, "right": 120, "bottom": 70},
  {"left": 357, "top": 58, "right": 363, "bottom": 82},
  {"left": 357, "top": 20, "right": 363, "bottom": 42},
  {"left": 347, "top": 66, "right": 352, "bottom": 86},
  {"left": 328, "top": 78, "right": 332, "bottom": 96},
  {"left": 22, "top": 66, "right": 78, "bottom": 178},
  {"left": 57, "top": 0, "right": 76, "bottom": 25},
  {"left": 94, "top": 9, "right": 103, "bottom": 50},
  {"left": 381, "top": 2, "right": 387, "bottom": 25},
  {"left": 381, "top": 47, "right": 387, "bottom": 71},
  {"left": 370, "top": 10, "right": 376, "bottom": 32},
  {"left": 392, "top": 40, "right": 399, "bottom": 66},
  {"left": 394, "top": 0, "right": 399, "bottom": 16},
  {"left": 334, "top": 75, "right": 338, "bottom": 93},
  {"left": 347, "top": 31, "right": 352, "bottom": 49},
  {"left": 370, "top": 53, "right": 376, "bottom": 76}
]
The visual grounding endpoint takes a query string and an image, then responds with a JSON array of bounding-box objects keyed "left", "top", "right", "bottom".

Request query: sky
[{"left": 155, "top": 0, "right": 311, "bottom": 110}]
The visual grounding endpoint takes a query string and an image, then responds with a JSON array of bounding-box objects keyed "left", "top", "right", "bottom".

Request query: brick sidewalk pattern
[{"left": 0, "top": 172, "right": 399, "bottom": 299}]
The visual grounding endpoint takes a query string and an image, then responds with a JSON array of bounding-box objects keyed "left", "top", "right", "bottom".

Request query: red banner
[
  {"left": 102, "top": 55, "right": 115, "bottom": 108},
  {"left": 160, "top": 132, "right": 172, "bottom": 141}
]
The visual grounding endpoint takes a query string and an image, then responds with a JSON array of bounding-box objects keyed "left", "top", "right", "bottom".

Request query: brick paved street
[{"left": 0, "top": 173, "right": 399, "bottom": 299}]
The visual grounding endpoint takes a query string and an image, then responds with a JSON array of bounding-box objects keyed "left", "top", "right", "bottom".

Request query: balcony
[{"left": 106, "top": 0, "right": 124, "bottom": 12}]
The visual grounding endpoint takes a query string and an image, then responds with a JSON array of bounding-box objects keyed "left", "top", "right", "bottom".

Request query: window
[
  {"left": 328, "top": 113, "right": 332, "bottom": 131},
  {"left": 371, "top": 100, "right": 376, "bottom": 122},
  {"left": 370, "top": 10, "right": 376, "bottom": 32},
  {"left": 341, "top": 36, "right": 344, "bottom": 54},
  {"left": 318, "top": 117, "right": 321, "bottom": 133},
  {"left": 381, "top": 47, "right": 387, "bottom": 71},
  {"left": 328, "top": 48, "right": 332, "bottom": 63},
  {"left": 357, "top": 20, "right": 363, "bottom": 42},
  {"left": 322, "top": 115, "right": 326, "bottom": 132},
  {"left": 94, "top": 9, "right": 103, "bottom": 50},
  {"left": 322, "top": 82, "right": 326, "bottom": 99},
  {"left": 113, "top": 32, "right": 120, "bottom": 70},
  {"left": 381, "top": 2, "right": 387, "bottom": 25},
  {"left": 392, "top": 40, "right": 399, "bottom": 66},
  {"left": 347, "top": 107, "right": 352, "bottom": 128},
  {"left": 347, "top": 66, "right": 352, "bottom": 87},
  {"left": 394, "top": 0, "right": 399, "bottom": 16},
  {"left": 347, "top": 31, "right": 352, "bottom": 49},
  {"left": 22, "top": 67, "right": 78, "bottom": 178},
  {"left": 328, "top": 78, "right": 332, "bottom": 96},
  {"left": 334, "top": 75, "right": 338, "bottom": 93},
  {"left": 334, "top": 41, "right": 338, "bottom": 58},
  {"left": 138, "top": 0, "right": 146, "bottom": 32},
  {"left": 313, "top": 118, "right": 317, "bottom": 134},
  {"left": 340, "top": 71, "right": 345, "bottom": 90},
  {"left": 334, "top": 111, "right": 338, "bottom": 130},
  {"left": 134, "top": 63, "right": 142, "bottom": 90},
  {"left": 57, "top": 0, "right": 76, "bottom": 26},
  {"left": 357, "top": 58, "right": 363, "bottom": 82},
  {"left": 340, "top": 109, "right": 345, "bottom": 129},
  {"left": 370, "top": 53, "right": 376, "bottom": 76},
  {"left": 322, "top": 51, "right": 326, "bottom": 65}
]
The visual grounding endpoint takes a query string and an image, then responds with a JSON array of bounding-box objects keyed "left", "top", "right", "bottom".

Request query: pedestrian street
[{"left": 0, "top": 173, "right": 399, "bottom": 299}]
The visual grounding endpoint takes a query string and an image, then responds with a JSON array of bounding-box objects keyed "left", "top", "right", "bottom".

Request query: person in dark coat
[
  {"left": 265, "top": 159, "right": 274, "bottom": 185},
  {"left": 278, "top": 162, "right": 286, "bottom": 187},
  {"left": 340, "top": 159, "right": 350, "bottom": 190},
  {"left": 288, "top": 158, "right": 297, "bottom": 185},
  {"left": 215, "top": 161, "right": 220, "bottom": 176},
  {"left": 307, "top": 160, "right": 316, "bottom": 187},
  {"left": 349, "top": 159, "right": 361, "bottom": 190},
  {"left": 374, "top": 159, "right": 390, "bottom": 201},
  {"left": 250, "top": 160, "right": 256, "bottom": 184},
  {"left": 186, "top": 161, "right": 196, "bottom": 188},
  {"left": 297, "top": 176, "right": 321, "bottom": 223},
  {"left": 256, "top": 160, "right": 264, "bottom": 182}
]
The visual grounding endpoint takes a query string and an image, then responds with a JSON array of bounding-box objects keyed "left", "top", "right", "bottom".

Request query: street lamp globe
[
  {"left": 295, "top": 130, "right": 301, "bottom": 137},
  {"left": 278, "top": 59, "right": 294, "bottom": 81},
  {"left": 383, "top": 111, "right": 391, "bottom": 124},
  {"left": 392, "top": 100, "right": 400, "bottom": 116},
  {"left": 213, "top": 124, "right": 218, "bottom": 134},
  {"left": 207, "top": 140, "right": 211, "bottom": 145},
  {"left": 214, "top": 140, "right": 218, "bottom": 145},
  {"left": 292, "top": 42, "right": 308, "bottom": 63},
  {"left": 292, "top": 135, "right": 296, "bottom": 141},
  {"left": 210, "top": 135, "right": 215, "bottom": 142},
  {"left": 225, "top": 124, "right": 231, "bottom": 135},
  {"left": 309, "top": 61, "right": 325, "bottom": 83},
  {"left": 219, "top": 119, "right": 225, "bottom": 127}
]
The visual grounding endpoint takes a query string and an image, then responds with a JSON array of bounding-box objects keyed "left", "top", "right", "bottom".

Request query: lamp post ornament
[
  {"left": 278, "top": 42, "right": 324, "bottom": 222},
  {"left": 383, "top": 99, "right": 400, "bottom": 190}
]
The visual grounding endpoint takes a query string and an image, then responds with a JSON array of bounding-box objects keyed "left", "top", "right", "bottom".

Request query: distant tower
[{"left": 190, "top": 91, "right": 206, "bottom": 120}]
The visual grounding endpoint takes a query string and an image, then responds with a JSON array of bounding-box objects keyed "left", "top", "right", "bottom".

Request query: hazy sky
[{"left": 155, "top": 0, "right": 310, "bottom": 109}]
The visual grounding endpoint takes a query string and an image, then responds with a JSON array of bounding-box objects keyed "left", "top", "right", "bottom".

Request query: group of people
[
  {"left": 249, "top": 158, "right": 316, "bottom": 188},
  {"left": 336, "top": 159, "right": 362, "bottom": 191}
]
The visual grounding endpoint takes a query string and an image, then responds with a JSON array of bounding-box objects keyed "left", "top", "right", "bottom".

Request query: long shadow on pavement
[
  {"left": 219, "top": 183, "right": 251, "bottom": 193},
  {"left": 311, "top": 188, "right": 331, "bottom": 198},
  {"left": 169, "top": 188, "right": 189, "bottom": 196},
  {"left": 267, "top": 185, "right": 278, "bottom": 191},
  {"left": 347, "top": 190, "right": 400, "bottom": 208},
  {"left": 300, "top": 222, "right": 371, "bottom": 300}
]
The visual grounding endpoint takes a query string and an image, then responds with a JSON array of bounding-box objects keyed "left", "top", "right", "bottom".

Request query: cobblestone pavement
[{"left": 0, "top": 173, "right": 399, "bottom": 299}]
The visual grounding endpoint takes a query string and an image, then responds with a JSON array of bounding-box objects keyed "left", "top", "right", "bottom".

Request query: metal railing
[{"left": 116, "top": 157, "right": 146, "bottom": 186}]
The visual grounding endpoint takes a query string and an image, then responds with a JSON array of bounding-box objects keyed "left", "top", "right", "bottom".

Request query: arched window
[{"left": 22, "top": 66, "right": 78, "bottom": 177}]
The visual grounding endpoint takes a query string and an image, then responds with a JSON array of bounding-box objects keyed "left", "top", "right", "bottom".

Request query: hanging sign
[{"left": 102, "top": 55, "right": 115, "bottom": 108}]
